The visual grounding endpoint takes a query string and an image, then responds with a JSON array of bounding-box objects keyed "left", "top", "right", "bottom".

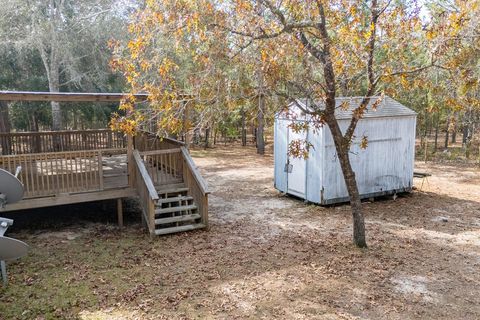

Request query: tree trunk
[
  {"left": 256, "top": 59, "right": 265, "bottom": 155},
  {"left": 47, "top": 62, "right": 63, "bottom": 152},
  {"left": 326, "top": 119, "right": 367, "bottom": 248},
  {"left": 73, "top": 110, "right": 78, "bottom": 130},
  {"left": 434, "top": 114, "right": 439, "bottom": 152},
  {"left": 451, "top": 112, "right": 457, "bottom": 144},
  {"left": 241, "top": 107, "right": 247, "bottom": 147},
  {"left": 51, "top": 101, "right": 62, "bottom": 130},
  {"left": 462, "top": 125, "right": 469, "bottom": 145},
  {"left": 478, "top": 144, "right": 480, "bottom": 167},
  {"left": 256, "top": 101, "right": 265, "bottom": 155},
  {"left": 31, "top": 111, "right": 41, "bottom": 153},
  {"left": 44, "top": 48, "right": 63, "bottom": 132},
  {"left": 0, "top": 100, "right": 11, "bottom": 155},
  {"left": 193, "top": 128, "right": 199, "bottom": 145},
  {"left": 337, "top": 148, "right": 366, "bottom": 247},
  {"left": 182, "top": 101, "right": 190, "bottom": 149},
  {"left": 423, "top": 105, "right": 429, "bottom": 139},
  {"left": 204, "top": 127, "right": 210, "bottom": 149},
  {"left": 424, "top": 137, "right": 428, "bottom": 163},
  {"left": 444, "top": 117, "right": 450, "bottom": 149}
]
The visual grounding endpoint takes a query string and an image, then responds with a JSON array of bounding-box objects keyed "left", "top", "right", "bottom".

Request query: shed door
[{"left": 287, "top": 127, "right": 307, "bottom": 198}]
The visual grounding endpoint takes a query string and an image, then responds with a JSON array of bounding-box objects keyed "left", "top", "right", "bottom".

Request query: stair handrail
[
  {"left": 180, "top": 147, "right": 209, "bottom": 195},
  {"left": 133, "top": 150, "right": 159, "bottom": 201},
  {"left": 132, "top": 149, "right": 159, "bottom": 234},
  {"left": 180, "top": 146, "right": 209, "bottom": 228}
]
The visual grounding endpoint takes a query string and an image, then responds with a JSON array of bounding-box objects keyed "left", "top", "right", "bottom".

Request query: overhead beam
[{"left": 0, "top": 91, "right": 149, "bottom": 102}]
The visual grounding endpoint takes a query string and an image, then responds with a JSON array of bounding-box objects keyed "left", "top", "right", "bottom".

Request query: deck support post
[
  {"left": 148, "top": 200, "right": 155, "bottom": 236},
  {"left": 117, "top": 198, "right": 124, "bottom": 228},
  {"left": 1, "top": 261, "right": 7, "bottom": 287}
]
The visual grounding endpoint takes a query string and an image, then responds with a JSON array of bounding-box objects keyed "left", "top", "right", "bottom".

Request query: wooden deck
[
  {"left": 0, "top": 148, "right": 130, "bottom": 209},
  {"left": 0, "top": 130, "right": 209, "bottom": 236},
  {"left": 0, "top": 91, "right": 209, "bottom": 236}
]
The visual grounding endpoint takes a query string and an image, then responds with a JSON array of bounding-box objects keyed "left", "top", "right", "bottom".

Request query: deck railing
[
  {"left": 0, "top": 129, "right": 126, "bottom": 155},
  {"left": 0, "top": 148, "right": 126, "bottom": 198},
  {"left": 139, "top": 148, "right": 183, "bottom": 186},
  {"left": 134, "top": 131, "right": 184, "bottom": 152}
]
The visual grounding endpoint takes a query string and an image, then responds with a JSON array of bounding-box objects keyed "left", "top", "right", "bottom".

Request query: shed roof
[{"left": 287, "top": 96, "right": 416, "bottom": 120}]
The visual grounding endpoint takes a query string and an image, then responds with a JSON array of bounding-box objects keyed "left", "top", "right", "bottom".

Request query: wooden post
[
  {"left": 148, "top": 200, "right": 155, "bottom": 236},
  {"left": 98, "top": 151, "right": 104, "bottom": 190},
  {"left": 203, "top": 196, "right": 209, "bottom": 228},
  {"left": 0, "top": 100, "right": 12, "bottom": 155},
  {"left": 117, "top": 198, "right": 124, "bottom": 228},
  {"left": 127, "top": 134, "right": 134, "bottom": 187}
]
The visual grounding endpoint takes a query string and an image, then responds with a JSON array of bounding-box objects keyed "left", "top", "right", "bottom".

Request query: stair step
[
  {"left": 155, "top": 204, "right": 197, "bottom": 215},
  {"left": 155, "top": 223, "right": 206, "bottom": 236},
  {"left": 157, "top": 196, "right": 194, "bottom": 204},
  {"left": 156, "top": 183, "right": 189, "bottom": 194},
  {"left": 155, "top": 213, "right": 201, "bottom": 225},
  {"left": 156, "top": 182, "right": 185, "bottom": 190}
]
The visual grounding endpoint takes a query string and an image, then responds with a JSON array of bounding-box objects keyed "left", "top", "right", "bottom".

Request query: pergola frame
[{"left": 0, "top": 91, "right": 149, "bottom": 102}]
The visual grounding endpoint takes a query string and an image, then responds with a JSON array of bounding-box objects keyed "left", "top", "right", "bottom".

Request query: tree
[
  {"left": 214, "top": 0, "right": 430, "bottom": 247},
  {"left": 392, "top": 0, "right": 480, "bottom": 155},
  {"left": 0, "top": 0, "right": 135, "bottom": 131},
  {"left": 114, "top": 0, "right": 475, "bottom": 247},
  {"left": 110, "top": 0, "right": 282, "bottom": 151}
]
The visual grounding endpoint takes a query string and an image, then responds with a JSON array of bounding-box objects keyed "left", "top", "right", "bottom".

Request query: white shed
[{"left": 274, "top": 96, "right": 417, "bottom": 205}]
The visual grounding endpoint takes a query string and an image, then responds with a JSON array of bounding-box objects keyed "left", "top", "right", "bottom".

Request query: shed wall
[
  {"left": 305, "top": 125, "right": 323, "bottom": 203},
  {"left": 275, "top": 118, "right": 325, "bottom": 201},
  {"left": 274, "top": 118, "right": 288, "bottom": 193},
  {"left": 322, "top": 116, "right": 416, "bottom": 203}
]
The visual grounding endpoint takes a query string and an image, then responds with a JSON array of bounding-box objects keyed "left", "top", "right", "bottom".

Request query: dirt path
[{"left": 1, "top": 145, "right": 479, "bottom": 319}]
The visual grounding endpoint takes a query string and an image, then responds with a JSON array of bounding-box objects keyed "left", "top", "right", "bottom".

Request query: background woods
[{"left": 0, "top": 0, "right": 137, "bottom": 132}]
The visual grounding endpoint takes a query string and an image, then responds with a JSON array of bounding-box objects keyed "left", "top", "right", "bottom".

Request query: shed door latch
[{"left": 284, "top": 162, "right": 293, "bottom": 173}]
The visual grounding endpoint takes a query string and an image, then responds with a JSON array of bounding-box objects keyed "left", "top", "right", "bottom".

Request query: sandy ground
[{"left": 1, "top": 145, "right": 480, "bottom": 319}]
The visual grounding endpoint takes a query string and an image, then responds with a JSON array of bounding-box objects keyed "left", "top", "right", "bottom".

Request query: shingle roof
[{"left": 288, "top": 96, "right": 417, "bottom": 120}]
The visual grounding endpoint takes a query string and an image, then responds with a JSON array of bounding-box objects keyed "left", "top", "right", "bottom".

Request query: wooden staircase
[
  {"left": 153, "top": 183, "right": 205, "bottom": 235},
  {"left": 132, "top": 145, "right": 209, "bottom": 236}
]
